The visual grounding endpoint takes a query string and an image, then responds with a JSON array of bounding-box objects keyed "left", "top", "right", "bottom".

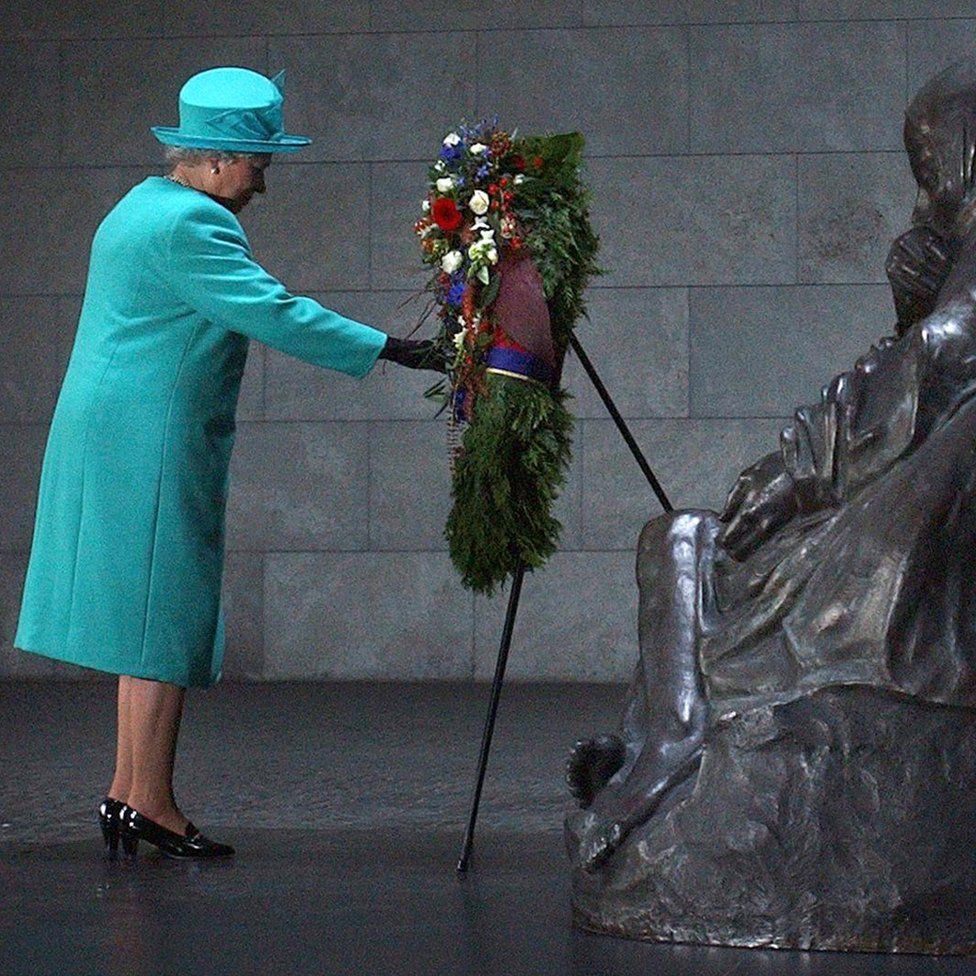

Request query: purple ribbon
[{"left": 484, "top": 346, "right": 553, "bottom": 385}]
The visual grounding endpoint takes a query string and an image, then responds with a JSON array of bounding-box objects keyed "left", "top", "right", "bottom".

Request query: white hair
[{"left": 164, "top": 146, "right": 263, "bottom": 166}]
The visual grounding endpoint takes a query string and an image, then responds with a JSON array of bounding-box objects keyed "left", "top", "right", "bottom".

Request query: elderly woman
[{"left": 13, "top": 67, "right": 440, "bottom": 859}]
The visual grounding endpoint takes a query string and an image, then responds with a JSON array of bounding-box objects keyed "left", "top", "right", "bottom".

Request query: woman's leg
[
  {"left": 117, "top": 675, "right": 190, "bottom": 835},
  {"left": 107, "top": 675, "right": 133, "bottom": 802}
]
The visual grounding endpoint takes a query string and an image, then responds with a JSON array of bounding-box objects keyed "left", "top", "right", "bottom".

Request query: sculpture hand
[
  {"left": 885, "top": 225, "right": 952, "bottom": 333},
  {"left": 719, "top": 450, "right": 781, "bottom": 523},
  {"left": 719, "top": 452, "right": 798, "bottom": 560}
]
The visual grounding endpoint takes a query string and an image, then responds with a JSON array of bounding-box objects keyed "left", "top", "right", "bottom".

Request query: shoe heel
[
  {"left": 121, "top": 832, "right": 139, "bottom": 857},
  {"left": 101, "top": 822, "right": 120, "bottom": 854}
]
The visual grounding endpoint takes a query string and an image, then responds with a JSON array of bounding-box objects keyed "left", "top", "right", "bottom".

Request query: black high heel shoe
[
  {"left": 119, "top": 805, "right": 235, "bottom": 859},
  {"left": 98, "top": 797, "right": 125, "bottom": 855}
]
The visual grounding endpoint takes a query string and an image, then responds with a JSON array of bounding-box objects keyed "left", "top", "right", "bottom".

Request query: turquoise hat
[{"left": 151, "top": 66, "right": 311, "bottom": 154}]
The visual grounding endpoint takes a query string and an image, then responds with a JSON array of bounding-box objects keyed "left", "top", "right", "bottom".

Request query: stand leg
[
  {"left": 455, "top": 334, "right": 673, "bottom": 873},
  {"left": 569, "top": 332, "right": 673, "bottom": 513},
  {"left": 456, "top": 561, "right": 527, "bottom": 874}
]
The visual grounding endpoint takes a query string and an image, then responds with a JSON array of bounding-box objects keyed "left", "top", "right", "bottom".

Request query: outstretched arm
[
  {"left": 720, "top": 220, "right": 964, "bottom": 559},
  {"left": 165, "top": 198, "right": 388, "bottom": 378},
  {"left": 720, "top": 325, "right": 927, "bottom": 559}
]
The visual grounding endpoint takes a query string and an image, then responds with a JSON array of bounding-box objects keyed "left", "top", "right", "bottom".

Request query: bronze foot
[{"left": 566, "top": 733, "right": 627, "bottom": 808}]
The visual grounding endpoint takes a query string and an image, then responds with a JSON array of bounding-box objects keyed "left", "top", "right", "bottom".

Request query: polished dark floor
[{"left": 1, "top": 681, "right": 972, "bottom": 976}]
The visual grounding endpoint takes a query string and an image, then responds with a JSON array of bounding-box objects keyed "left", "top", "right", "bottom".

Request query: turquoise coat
[{"left": 14, "top": 177, "right": 387, "bottom": 687}]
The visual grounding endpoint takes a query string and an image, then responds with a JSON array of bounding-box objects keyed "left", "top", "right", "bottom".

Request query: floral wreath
[{"left": 415, "top": 120, "right": 600, "bottom": 595}]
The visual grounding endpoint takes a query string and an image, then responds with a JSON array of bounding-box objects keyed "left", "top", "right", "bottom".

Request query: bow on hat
[{"left": 151, "top": 67, "right": 311, "bottom": 154}]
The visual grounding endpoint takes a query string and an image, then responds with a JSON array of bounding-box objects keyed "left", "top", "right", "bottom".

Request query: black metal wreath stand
[{"left": 456, "top": 331, "right": 673, "bottom": 873}]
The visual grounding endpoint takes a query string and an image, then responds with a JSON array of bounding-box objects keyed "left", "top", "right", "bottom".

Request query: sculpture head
[
  {"left": 904, "top": 60, "right": 976, "bottom": 240},
  {"left": 887, "top": 62, "right": 976, "bottom": 333}
]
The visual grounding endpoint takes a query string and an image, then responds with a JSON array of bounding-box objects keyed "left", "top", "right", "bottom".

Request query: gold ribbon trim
[{"left": 485, "top": 367, "right": 546, "bottom": 387}]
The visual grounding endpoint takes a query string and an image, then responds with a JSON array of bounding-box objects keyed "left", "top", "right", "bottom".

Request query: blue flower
[{"left": 447, "top": 281, "right": 465, "bottom": 305}]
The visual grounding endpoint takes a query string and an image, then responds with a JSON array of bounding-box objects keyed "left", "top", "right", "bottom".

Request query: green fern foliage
[{"left": 446, "top": 376, "right": 574, "bottom": 595}]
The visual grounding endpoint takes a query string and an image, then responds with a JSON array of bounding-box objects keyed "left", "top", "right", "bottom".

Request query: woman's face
[{"left": 210, "top": 154, "right": 271, "bottom": 213}]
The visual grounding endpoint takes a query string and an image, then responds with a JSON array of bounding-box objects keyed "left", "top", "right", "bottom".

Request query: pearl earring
[{"left": 211, "top": 167, "right": 219, "bottom": 175}]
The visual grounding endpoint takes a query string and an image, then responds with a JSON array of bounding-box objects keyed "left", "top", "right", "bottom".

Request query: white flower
[
  {"left": 435, "top": 177, "right": 454, "bottom": 193},
  {"left": 468, "top": 190, "right": 490, "bottom": 215},
  {"left": 471, "top": 216, "right": 495, "bottom": 241},
  {"left": 514, "top": 174, "right": 525, "bottom": 185},
  {"left": 441, "top": 249, "right": 463, "bottom": 274},
  {"left": 443, "top": 132, "right": 461, "bottom": 147},
  {"left": 469, "top": 142, "right": 487, "bottom": 155},
  {"left": 433, "top": 160, "right": 446, "bottom": 172},
  {"left": 452, "top": 327, "right": 467, "bottom": 351},
  {"left": 467, "top": 239, "right": 499, "bottom": 266},
  {"left": 421, "top": 199, "right": 430, "bottom": 212}
]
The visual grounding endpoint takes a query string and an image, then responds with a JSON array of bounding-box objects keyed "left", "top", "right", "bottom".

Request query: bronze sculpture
[{"left": 565, "top": 62, "right": 976, "bottom": 952}]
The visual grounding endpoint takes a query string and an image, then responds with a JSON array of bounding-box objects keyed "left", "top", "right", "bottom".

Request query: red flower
[
  {"left": 432, "top": 197, "right": 463, "bottom": 232},
  {"left": 512, "top": 155, "right": 525, "bottom": 171},
  {"left": 533, "top": 155, "right": 544, "bottom": 169}
]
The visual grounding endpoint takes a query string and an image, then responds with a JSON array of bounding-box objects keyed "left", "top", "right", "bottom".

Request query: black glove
[{"left": 377, "top": 336, "right": 447, "bottom": 372}]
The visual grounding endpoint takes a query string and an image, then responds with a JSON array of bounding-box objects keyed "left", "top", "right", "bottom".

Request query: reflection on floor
[{"left": 1, "top": 681, "right": 970, "bottom": 976}]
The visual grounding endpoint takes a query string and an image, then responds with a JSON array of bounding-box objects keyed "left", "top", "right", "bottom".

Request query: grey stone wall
[{"left": 0, "top": 1, "right": 963, "bottom": 681}]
